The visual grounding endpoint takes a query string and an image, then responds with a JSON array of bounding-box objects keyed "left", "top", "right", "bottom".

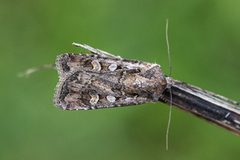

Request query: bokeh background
[{"left": 1, "top": 0, "right": 240, "bottom": 160}]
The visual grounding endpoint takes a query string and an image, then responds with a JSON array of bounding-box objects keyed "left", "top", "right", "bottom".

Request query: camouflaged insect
[{"left": 54, "top": 43, "right": 171, "bottom": 110}]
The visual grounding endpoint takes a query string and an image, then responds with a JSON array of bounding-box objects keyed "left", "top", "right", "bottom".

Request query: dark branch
[{"left": 159, "top": 79, "right": 240, "bottom": 136}]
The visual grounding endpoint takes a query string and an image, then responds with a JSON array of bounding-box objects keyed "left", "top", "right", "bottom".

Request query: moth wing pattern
[{"left": 54, "top": 43, "right": 168, "bottom": 110}]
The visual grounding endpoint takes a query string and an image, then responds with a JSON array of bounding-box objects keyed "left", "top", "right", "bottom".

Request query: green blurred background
[{"left": 1, "top": 0, "right": 240, "bottom": 159}]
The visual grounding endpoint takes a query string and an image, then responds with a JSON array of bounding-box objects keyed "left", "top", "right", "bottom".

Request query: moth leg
[
  {"left": 95, "top": 48, "right": 122, "bottom": 58},
  {"left": 72, "top": 42, "right": 121, "bottom": 58},
  {"left": 72, "top": 42, "right": 103, "bottom": 56}
]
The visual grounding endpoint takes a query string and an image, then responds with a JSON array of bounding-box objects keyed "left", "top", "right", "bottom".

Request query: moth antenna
[
  {"left": 18, "top": 64, "right": 56, "bottom": 78},
  {"left": 165, "top": 19, "right": 172, "bottom": 150}
]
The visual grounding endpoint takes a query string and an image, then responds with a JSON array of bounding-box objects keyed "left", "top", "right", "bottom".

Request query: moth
[{"left": 54, "top": 43, "right": 172, "bottom": 110}]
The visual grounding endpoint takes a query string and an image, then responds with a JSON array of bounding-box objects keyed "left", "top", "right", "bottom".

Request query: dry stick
[{"left": 159, "top": 79, "right": 240, "bottom": 136}]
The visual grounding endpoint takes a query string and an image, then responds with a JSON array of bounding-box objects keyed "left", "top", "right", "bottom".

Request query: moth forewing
[{"left": 54, "top": 51, "right": 168, "bottom": 110}]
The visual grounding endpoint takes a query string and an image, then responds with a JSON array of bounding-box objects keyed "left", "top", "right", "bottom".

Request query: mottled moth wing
[{"left": 54, "top": 51, "right": 167, "bottom": 110}]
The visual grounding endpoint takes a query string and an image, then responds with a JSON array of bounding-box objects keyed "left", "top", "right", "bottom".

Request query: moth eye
[
  {"left": 106, "top": 95, "right": 116, "bottom": 102},
  {"left": 108, "top": 63, "right": 117, "bottom": 71},
  {"left": 90, "top": 94, "right": 99, "bottom": 104},
  {"left": 91, "top": 60, "right": 101, "bottom": 71}
]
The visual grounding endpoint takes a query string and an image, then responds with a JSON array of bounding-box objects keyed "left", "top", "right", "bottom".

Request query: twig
[{"left": 159, "top": 78, "right": 240, "bottom": 136}]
